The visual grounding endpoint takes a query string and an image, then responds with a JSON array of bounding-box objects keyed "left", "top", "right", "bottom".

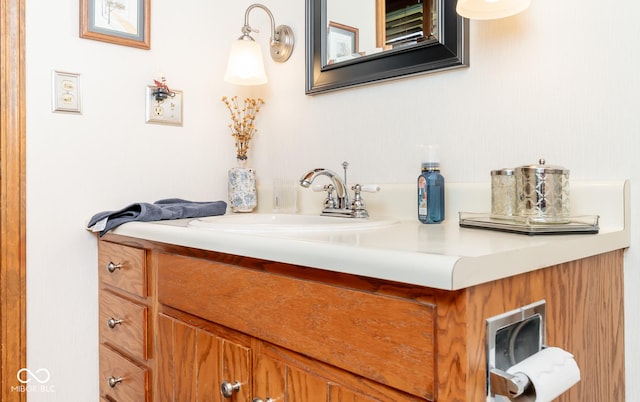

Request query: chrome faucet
[
  {"left": 299, "top": 168, "right": 350, "bottom": 209},
  {"left": 299, "top": 162, "right": 379, "bottom": 218}
]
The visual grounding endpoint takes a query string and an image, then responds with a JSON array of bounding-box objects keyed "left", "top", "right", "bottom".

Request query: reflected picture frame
[
  {"left": 80, "top": 0, "right": 150, "bottom": 49},
  {"left": 327, "top": 22, "right": 359, "bottom": 64}
]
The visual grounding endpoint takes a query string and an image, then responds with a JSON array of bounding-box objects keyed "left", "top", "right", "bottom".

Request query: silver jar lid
[
  {"left": 491, "top": 168, "right": 515, "bottom": 176},
  {"left": 516, "top": 158, "right": 569, "bottom": 174}
]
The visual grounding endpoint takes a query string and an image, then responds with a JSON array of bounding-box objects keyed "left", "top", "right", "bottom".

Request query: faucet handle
[
  {"left": 312, "top": 184, "right": 338, "bottom": 209},
  {"left": 350, "top": 184, "right": 370, "bottom": 218},
  {"left": 359, "top": 184, "right": 380, "bottom": 193}
]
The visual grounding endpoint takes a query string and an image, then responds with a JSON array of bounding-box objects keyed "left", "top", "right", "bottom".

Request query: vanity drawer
[
  {"left": 157, "top": 252, "right": 437, "bottom": 400},
  {"left": 99, "top": 241, "right": 146, "bottom": 297},
  {"left": 99, "top": 344, "right": 148, "bottom": 402},
  {"left": 100, "top": 290, "right": 148, "bottom": 361}
]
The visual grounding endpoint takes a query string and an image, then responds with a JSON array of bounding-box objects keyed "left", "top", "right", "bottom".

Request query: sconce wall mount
[{"left": 240, "top": 3, "right": 294, "bottom": 63}]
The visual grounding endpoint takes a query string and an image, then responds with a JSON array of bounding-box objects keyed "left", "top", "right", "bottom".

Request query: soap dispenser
[{"left": 417, "top": 145, "right": 445, "bottom": 224}]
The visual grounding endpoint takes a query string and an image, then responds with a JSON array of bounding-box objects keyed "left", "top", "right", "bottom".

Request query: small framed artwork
[
  {"left": 327, "top": 21, "right": 359, "bottom": 64},
  {"left": 80, "top": 0, "right": 150, "bottom": 49}
]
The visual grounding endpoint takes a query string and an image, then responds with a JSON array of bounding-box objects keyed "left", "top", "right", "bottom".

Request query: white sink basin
[{"left": 188, "top": 213, "right": 398, "bottom": 233}]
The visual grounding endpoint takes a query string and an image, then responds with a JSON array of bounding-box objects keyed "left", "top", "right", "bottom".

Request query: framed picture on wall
[
  {"left": 80, "top": 0, "right": 150, "bottom": 49},
  {"left": 327, "top": 21, "right": 359, "bottom": 64}
]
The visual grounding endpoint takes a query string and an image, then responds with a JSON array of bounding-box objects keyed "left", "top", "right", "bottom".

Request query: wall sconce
[
  {"left": 224, "top": 4, "right": 295, "bottom": 85},
  {"left": 456, "top": 0, "right": 530, "bottom": 20}
]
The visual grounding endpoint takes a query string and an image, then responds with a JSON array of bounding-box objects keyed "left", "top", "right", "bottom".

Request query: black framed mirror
[{"left": 305, "top": 0, "right": 469, "bottom": 94}]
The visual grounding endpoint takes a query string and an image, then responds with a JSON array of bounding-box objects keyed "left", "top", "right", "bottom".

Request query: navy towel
[{"left": 87, "top": 198, "right": 227, "bottom": 237}]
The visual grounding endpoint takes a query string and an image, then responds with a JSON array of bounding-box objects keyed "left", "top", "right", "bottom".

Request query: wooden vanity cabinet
[
  {"left": 156, "top": 309, "right": 420, "bottom": 401},
  {"left": 98, "top": 235, "right": 625, "bottom": 401},
  {"left": 156, "top": 252, "right": 431, "bottom": 401}
]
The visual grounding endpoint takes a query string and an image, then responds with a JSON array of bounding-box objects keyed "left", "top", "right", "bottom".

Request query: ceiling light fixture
[{"left": 456, "top": 0, "right": 531, "bottom": 20}]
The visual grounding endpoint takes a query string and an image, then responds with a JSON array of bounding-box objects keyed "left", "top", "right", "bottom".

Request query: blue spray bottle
[{"left": 417, "top": 145, "right": 445, "bottom": 224}]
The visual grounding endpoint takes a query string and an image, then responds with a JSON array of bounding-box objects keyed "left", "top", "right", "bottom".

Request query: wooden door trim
[{"left": 0, "top": 0, "right": 27, "bottom": 400}]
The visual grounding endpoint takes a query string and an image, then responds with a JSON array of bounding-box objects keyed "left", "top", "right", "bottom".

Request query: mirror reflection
[
  {"left": 325, "top": 0, "right": 439, "bottom": 66},
  {"left": 305, "top": 0, "right": 468, "bottom": 94}
]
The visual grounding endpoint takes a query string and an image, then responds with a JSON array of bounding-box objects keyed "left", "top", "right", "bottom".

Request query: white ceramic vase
[{"left": 228, "top": 159, "right": 257, "bottom": 212}]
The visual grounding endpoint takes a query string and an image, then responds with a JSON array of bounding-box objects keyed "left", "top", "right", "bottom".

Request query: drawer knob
[
  {"left": 107, "top": 317, "right": 123, "bottom": 329},
  {"left": 252, "top": 398, "right": 273, "bottom": 402},
  {"left": 108, "top": 376, "right": 123, "bottom": 388},
  {"left": 106, "top": 262, "right": 122, "bottom": 273},
  {"left": 220, "top": 381, "right": 241, "bottom": 398}
]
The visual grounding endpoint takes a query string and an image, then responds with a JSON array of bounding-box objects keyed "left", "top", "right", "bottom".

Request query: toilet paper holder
[
  {"left": 489, "top": 366, "right": 532, "bottom": 399},
  {"left": 486, "top": 300, "right": 546, "bottom": 400}
]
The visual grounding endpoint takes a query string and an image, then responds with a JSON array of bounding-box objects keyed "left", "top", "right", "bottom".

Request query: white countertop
[{"left": 109, "top": 181, "right": 630, "bottom": 290}]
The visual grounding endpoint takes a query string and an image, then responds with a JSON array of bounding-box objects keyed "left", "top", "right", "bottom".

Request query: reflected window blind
[{"left": 385, "top": 4, "right": 424, "bottom": 45}]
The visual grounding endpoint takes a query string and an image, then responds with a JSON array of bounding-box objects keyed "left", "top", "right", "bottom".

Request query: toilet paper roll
[{"left": 507, "top": 347, "right": 581, "bottom": 402}]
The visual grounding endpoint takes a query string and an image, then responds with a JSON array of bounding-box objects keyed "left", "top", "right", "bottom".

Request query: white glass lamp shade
[
  {"left": 456, "top": 0, "right": 531, "bottom": 20},
  {"left": 224, "top": 38, "right": 268, "bottom": 85}
]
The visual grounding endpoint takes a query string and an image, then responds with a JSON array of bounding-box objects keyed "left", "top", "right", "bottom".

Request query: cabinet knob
[
  {"left": 252, "top": 398, "right": 274, "bottom": 402},
  {"left": 220, "top": 381, "right": 241, "bottom": 398},
  {"left": 108, "top": 376, "right": 123, "bottom": 388},
  {"left": 106, "top": 262, "right": 122, "bottom": 273},
  {"left": 107, "top": 317, "right": 123, "bottom": 329}
]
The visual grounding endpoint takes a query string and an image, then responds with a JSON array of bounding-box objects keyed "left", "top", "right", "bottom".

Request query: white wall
[
  {"left": 327, "top": 0, "right": 377, "bottom": 54},
  {"left": 26, "top": 0, "right": 639, "bottom": 401}
]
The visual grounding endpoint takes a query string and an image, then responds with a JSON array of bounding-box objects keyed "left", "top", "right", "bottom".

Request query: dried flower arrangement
[{"left": 221, "top": 96, "right": 265, "bottom": 161}]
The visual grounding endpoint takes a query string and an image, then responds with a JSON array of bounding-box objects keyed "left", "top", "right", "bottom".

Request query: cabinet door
[
  {"left": 255, "top": 353, "right": 333, "bottom": 401},
  {"left": 293, "top": 365, "right": 372, "bottom": 401},
  {"left": 254, "top": 349, "right": 381, "bottom": 402},
  {"left": 157, "top": 314, "right": 252, "bottom": 401}
]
